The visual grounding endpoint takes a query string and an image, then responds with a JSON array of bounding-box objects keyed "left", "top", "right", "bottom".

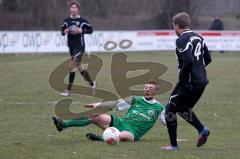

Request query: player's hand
[
  {"left": 69, "top": 25, "right": 82, "bottom": 34},
  {"left": 85, "top": 102, "right": 101, "bottom": 109},
  {"left": 64, "top": 28, "right": 69, "bottom": 34},
  {"left": 75, "top": 28, "right": 82, "bottom": 34}
]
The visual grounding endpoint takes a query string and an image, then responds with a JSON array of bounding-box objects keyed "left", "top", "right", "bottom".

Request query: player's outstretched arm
[
  {"left": 85, "top": 101, "right": 117, "bottom": 109},
  {"left": 85, "top": 96, "right": 134, "bottom": 110}
]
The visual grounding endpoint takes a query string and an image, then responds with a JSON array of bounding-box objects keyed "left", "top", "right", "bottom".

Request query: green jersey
[{"left": 122, "top": 96, "right": 164, "bottom": 140}]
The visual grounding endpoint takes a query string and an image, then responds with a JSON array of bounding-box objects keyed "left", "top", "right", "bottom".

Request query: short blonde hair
[{"left": 147, "top": 80, "right": 159, "bottom": 90}]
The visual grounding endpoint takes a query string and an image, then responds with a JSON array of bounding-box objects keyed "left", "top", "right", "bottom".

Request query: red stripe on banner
[
  {"left": 155, "top": 32, "right": 170, "bottom": 36},
  {"left": 222, "top": 32, "right": 240, "bottom": 36},
  {"left": 199, "top": 32, "right": 240, "bottom": 37},
  {"left": 137, "top": 31, "right": 240, "bottom": 37},
  {"left": 200, "top": 32, "right": 222, "bottom": 36},
  {"left": 137, "top": 31, "right": 173, "bottom": 36}
]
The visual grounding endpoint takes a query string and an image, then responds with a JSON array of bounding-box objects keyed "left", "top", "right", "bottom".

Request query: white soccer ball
[
  {"left": 103, "top": 127, "right": 120, "bottom": 145},
  {"left": 69, "top": 25, "right": 78, "bottom": 34}
]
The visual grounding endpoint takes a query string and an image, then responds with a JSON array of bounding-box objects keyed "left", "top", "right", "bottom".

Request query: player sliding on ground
[{"left": 52, "top": 80, "right": 164, "bottom": 142}]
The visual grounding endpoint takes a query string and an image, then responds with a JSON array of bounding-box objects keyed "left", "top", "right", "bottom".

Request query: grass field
[{"left": 0, "top": 52, "right": 240, "bottom": 159}]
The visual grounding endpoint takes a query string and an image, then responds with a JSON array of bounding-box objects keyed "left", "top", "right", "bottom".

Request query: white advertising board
[{"left": 0, "top": 30, "right": 240, "bottom": 53}]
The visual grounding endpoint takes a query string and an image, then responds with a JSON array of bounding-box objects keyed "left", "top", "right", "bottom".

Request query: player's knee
[
  {"left": 78, "top": 64, "right": 85, "bottom": 72},
  {"left": 119, "top": 131, "right": 134, "bottom": 142},
  {"left": 69, "top": 64, "right": 74, "bottom": 70},
  {"left": 90, "top": 115, "right": 100, "bottom": 123},
  {"left": 80, "top": 69, "right": 86, "bottom": 75},
  {"left": 69, "top": 61, "right": 77, "bottom": 69},
  {"left": 90, "top": 114, "right": 109, "bottom": 124}
]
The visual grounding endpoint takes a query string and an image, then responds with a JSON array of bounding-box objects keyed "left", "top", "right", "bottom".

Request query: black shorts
[
  {"left": 69, "top": 47, "right": 85, "bottom": 63},
  {"left": 168, "top": 83, "right": 205, "bottom": 111}
]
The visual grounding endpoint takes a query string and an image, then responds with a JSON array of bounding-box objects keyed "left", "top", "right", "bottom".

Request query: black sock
[
  {"left": 80, "top": 70, "right": 94, "bottom": 86},
  {"left": 167, "top": 126, "right": 178, "bottom": 146},
  {"left": 166, "top": 113, "right": 178, "bottom": 146},
  {"left": 165, "top": 104, "right": 178, "bottom": 146},
  {"left": 67, "top": 72, "right": 75, "bottom": 91},
  {"left": 179, "top": 110, "right": 204, "bottom": 133}
]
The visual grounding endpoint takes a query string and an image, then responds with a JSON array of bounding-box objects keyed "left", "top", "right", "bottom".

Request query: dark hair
[
  {"left": 147, "top": 80, "right": 159, "bottom": 90},
  {"left": 70, "top": 1, "right": 80, "bottom": 9},
  {"left": 173, "top": 12, "right": 190, "bottom": 29}
]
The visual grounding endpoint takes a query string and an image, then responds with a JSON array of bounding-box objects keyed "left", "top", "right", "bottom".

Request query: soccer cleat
[
  {"left": 52, "top": 116, "right": 64, "bottom": 132},
  {"left": 197, "top": 127, "right": 210, "bottom": 147},
  {"left": 86, "top": 133, "right": 104, "bottom": 141},
  {"left": 91, "top": 81, "right": 96, "bottom": 95},
  {"left": 161, "top": 144, "right": 180, "bottom": 151},
  {"left": 60, "top": 89, "right": 71, "bottom": 97}
]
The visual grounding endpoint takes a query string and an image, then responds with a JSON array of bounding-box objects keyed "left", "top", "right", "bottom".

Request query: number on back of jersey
[{"left": 194, "top": 42, "right": 202, "bottom": 61}]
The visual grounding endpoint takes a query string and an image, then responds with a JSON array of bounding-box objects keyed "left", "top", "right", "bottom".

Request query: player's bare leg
[
  {"left": 85, "top": 114, "right": 112, "bottom": 141},
  {"left": 51, "top": 114, "right": 112, "bottom": 141},
  {"left": 61, "top": 59, "right": 96, "bottom": 96},
  {"left": 52, "top": 114, "right": 111, "bottom": 141},
  {"left": 87, "top": 115, "right": 135, "bottom": 142},
  {"left": 90, "top": 114, "right": 112, "bottom": 129},
  {"left": 119, "top": 131, "right": 134, "bottom": 142}
]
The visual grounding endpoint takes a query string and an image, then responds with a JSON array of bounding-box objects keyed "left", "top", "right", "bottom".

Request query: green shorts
[{"left": 110, "top": 115, "right": 139, "bottom": 141}]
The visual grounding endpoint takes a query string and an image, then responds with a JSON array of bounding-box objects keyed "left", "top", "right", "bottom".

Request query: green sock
[
  {"left": 63, "top": 117, "right": 91, "bottom": 128},
  {"left": 97, "top": 136, "right": 104, "bottom": 141}
]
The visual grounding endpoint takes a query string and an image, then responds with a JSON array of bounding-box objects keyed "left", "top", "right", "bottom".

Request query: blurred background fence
[{"left": 0, "top": 0, "right": 240, "bottom": 30}]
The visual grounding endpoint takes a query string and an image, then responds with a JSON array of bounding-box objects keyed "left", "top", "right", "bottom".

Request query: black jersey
[
  {"left": 175, "top": 30, "right": 212, "bottom": 89},
  {"left": 61, "top": 15, "right": 93, "bottom": 49}
]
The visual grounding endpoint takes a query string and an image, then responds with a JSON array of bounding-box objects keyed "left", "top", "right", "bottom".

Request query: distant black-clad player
[
  {"left": 61, "top": 1, "right": 96, "bottom": 96},
  {"left": 161, "top": 12, "right": 212, "bottom": 150}
]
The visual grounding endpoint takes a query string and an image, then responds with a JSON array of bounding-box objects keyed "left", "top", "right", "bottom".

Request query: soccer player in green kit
[{"left": 52, "top": 80, "right": 164, "bottom": 142}]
